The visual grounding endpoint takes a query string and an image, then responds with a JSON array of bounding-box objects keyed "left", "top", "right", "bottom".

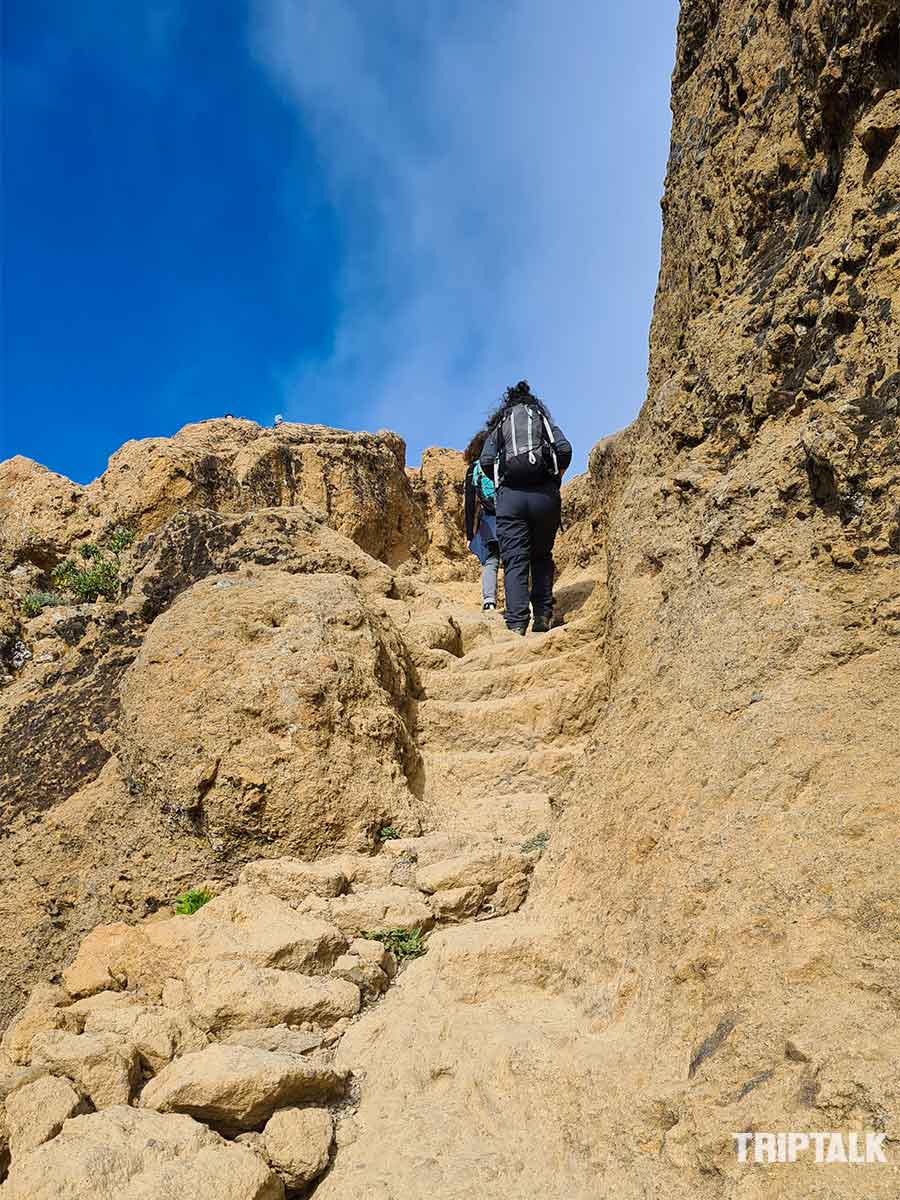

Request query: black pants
[{"left": 496, "top": 483, "right": 561, "bottom": 627}]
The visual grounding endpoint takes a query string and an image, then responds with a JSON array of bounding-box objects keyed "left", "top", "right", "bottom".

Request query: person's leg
[
  {"left": 481, "top": 542, "right": 499, "bottom": 607},
  {"left": 528, "top": 487, "right": 561, "bottom": 626},
  {"left": 495, "top": 489, "right": 531, "bottom": 630}
]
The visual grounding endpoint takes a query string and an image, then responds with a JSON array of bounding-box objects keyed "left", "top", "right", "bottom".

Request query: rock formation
[{"left": 1, "top": 1, "right": 898, "bottom": 1196}]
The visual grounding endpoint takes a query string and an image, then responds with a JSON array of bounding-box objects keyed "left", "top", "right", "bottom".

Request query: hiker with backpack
[
  {"left": 479, "top": 381, "right": 572, "bottom": 635},
  {"left": 464, "top": 429, "right": 501, "bottom": 612}
]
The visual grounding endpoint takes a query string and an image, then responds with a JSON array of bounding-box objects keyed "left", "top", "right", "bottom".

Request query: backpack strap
[{"left": 541, "top": 413, "right": 560, "bottom": 476}]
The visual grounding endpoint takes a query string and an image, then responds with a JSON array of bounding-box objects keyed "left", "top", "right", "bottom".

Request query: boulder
[
  {"left": 307, "top": 886, "right": 433, "bottom": 937},
  {"left": 181, "top": 959, "right": 360, "bottom": 1035},
  {"left": 263, "top": 1106, "right": 334, "bottom": 1189},
  {"left": 4, "top": 1073, "right": 86, "bottom": 1157},
  {"left": 118, "top": 573, "right": 422, "bottom": 863},
  {"left": 349, "top": 937, "right": 397, "bottom": 978},
  {"left": 414, "top": 850, "right": 527, "bottom": 895},
  {"left": 0, "top": 1065, "right": 47, "bottom": 1103},
  {"left": 330, "top": 954, "right": 389, "bottom": 999},
  {"left": 0, "top": 999, "right": 83, "bottom": 1066},
  {"left": 29, "top": 1030, "right": 139, "bottom": 1109},
  {"left": 70, "top": 889, "right": 349, "bottom": 1000},
  {"left": 62, "top": 922, "right": 132, "bottom": 997},
  {"left": 430, "top": 885, "right": 485, "bottom": 922},
  {"left": 223, "top": 1025, "right": 322, "bottom": 1057},
  {"left": 82, "top": 1002, "right": 207, "bottom": 1074},
  {"left": 482, "top": 874, "right": 530, "bottom": 918},
  {"left": 238, "top": 858, "right": 348, "bottom": 902},
  {"left": 0, "top": 1105, "right": 283, "bottom": 1199},
  {"left": 141, "top": 1043, "right": 349, "bottom": 1132}
]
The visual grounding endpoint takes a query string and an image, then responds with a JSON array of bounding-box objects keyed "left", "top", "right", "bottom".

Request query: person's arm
[
  {"left": 464, "top": 465, "right": 476, "bottom": 541},
  {"left": 479, "top": 430, "right": 499, "bottom": 483},
  {"left": 548, "top": 422, "right": 572, "bottom": 477}
]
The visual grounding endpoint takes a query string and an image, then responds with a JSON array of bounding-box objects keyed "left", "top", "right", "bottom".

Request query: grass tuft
[
  {"left": 364, "top": 927, "right": 427, "bottom": 960},
  {"left": 174, "top": 887, "right": 213, "bottom": 915}
]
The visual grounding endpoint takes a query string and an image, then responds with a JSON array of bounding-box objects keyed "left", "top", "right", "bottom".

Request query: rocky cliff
[{"left": 1, "top": 1, "right": 899, "bottom": 1196}]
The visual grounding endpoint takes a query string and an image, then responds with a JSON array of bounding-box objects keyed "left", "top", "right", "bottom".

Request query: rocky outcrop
[
  {"left": 118, "top": 571, "right": 422, "bottom": 861},
  {"left": 406, "top": 448, "right": 475, "bottom": 581}
]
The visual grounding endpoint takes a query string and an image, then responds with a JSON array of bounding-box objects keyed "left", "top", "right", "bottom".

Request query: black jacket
[{"left": 480, "top": 412, "right": 572, "bottom": 487}]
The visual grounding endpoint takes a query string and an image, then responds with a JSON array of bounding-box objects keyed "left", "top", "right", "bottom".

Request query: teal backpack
[{"left": 472, "top": 462, "right": 496, "bottom": 513}]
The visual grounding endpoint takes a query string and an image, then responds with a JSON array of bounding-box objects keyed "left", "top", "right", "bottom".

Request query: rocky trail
[{"left": 0, "top": 557, "right": 607, "bottom": 1198}]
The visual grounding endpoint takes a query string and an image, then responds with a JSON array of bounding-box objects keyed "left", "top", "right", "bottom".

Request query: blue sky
[{"left": 2, "top": 1, "right": 678, "bottom": 483}]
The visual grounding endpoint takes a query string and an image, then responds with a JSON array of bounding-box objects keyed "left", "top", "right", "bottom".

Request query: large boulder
[
  {"left": 262, "top": 1107, "right": 334, "bottom": 1189},
  {"left": 1, "top": 1105, "right": 283, "bottom": 1199},
  {"left": 118, "top": 572, "right": 422, "bottom": 861},
  {"left": 140, "top": 1043, "right": 349, "bottom": 1132},
  {"left": 3, "top": 1073, "right": 87, "bottom": 1158},
  {"left": 29, "top": 1029, "right": 139, "bottom": 1109},
  {"left": 179, "top": 959, "right": 360, "bottom": 1035}
]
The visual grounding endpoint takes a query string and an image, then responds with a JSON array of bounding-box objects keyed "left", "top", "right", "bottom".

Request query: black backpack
[{"left": 495, "top": 403, "right": 560, "bottom": 487}]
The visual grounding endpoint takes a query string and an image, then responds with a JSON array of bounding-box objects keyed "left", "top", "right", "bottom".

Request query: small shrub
[
  {"left": 365, "top": 927, "right": 427, "bottom": 961},
  {"left": 174, "top": 887, "right": 213, "bottom": 915},
  {"left": 107, "top": 525, "right": 136, "bottom": 555},
  {"left": 21, "top": 591, "right": 64, "bottom": 618},
  {"left": 51, "top": 526, "right": 135, "bottom": 604},
  {"left": 378, "top": 825, "right": 401, "bottom": 841},
  {"left": 521, "top": 831, "right": 549, "bottom": 854}
]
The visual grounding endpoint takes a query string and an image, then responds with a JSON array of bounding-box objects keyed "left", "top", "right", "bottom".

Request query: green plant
[
  {"left": 50, "top": 526, "right": 135, "bottom": 604},
  {"left": 107, "top": 525, "right": 136, "bottom": 555},
  {"left": 378, "top": 825, "right": 401, "bottom": 841},
  {"left": 521, "top": 831, "right": 549, "bottom": 854},
  {"left": 21, "top": 591, "right": 64, "bottom": 618},
  {"left": 365, "top": 927, "right": 427, "bottom": 961},
  {"left": 174, "top": 887, "right": 213, "bottom": 915}
]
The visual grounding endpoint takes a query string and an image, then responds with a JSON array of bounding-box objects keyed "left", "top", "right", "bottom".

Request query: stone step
[
  {"left": 423, "top": 791, "right": 554, "bottom": 841},
  {"left": 413, "top": 677, "right": 605, "bottom": 751},
  {"left": 417, "top": 743, "right": 584, "bottom": 806},
  {"left": 420, "top": 641, "right": 602, "bottom": 704}
]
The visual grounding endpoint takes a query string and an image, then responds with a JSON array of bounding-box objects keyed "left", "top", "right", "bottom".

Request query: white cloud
[{"left": 251, "top": 0, "right": 677, "bottom": 470}]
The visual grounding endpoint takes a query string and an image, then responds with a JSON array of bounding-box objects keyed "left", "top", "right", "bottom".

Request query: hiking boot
[
  {"left": 531, "top": 613, "right": 552, "bottom": 633},
  {"left": 482, "top": 601, "right": 497, "bottom": 612},
  {"left": 506, "top": 624, "right": 527, "bottom": 636}
]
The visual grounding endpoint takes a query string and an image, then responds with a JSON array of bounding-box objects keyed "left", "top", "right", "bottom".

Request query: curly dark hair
[
  {"left": 485, "top": 379, "right": 552, "bottom": 431},
  {"left": 463, "top": 429, "right": 489, "bottom": 464}
]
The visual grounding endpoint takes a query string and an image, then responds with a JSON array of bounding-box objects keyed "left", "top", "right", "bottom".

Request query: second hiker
[
  {"left": 479, "top": 380, "right": 572, "bottom": 635},
  {"left": 463, "top": 428, "right": 501, "bottom": 612}
]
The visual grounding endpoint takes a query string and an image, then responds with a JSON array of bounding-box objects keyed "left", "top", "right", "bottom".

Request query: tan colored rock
[
  {"left": 223, "top": 1025, "right": 322, "bottom": 1057},
  {"left": 348, "top": 937, "right": 397, "bottom": 977},
  {"left": 331, "top": 954, "right": 389, "bottom": 999},
  {"left": 430, "top": 885, "right": 484, "bottom": 923},
  {"left": 75, "top": 888, "right": 348, "bottom": 1000},
  {"left": 0, "top": 997, "right": 83, "bottom": 1066},
  {"left": 141, "top": 1043, "right": 348, "bottom": 1132},
  {"left": 406, "top": 447, "right": 474, "bottom": 582},
  {"left": 0, "top": 1065, "right": 47, "bottom": 1103},
  {"left": 4, "top": 1073, "right": 86, "bottom": 1157},
  {"left": 29, "top": 1030, "right": 139, "bottom": 1109},
  {"left": 0, "top": 456, "right": 87, "bottom": 574},
  {"left": 481, "top": 874, "right": 529, "bottom": 918},
  {"left": 82, "top": 1002, "right": 207, "bottom": 1074},
  {"left": 262, "top": 1106, "right": 333, "bottom": 1189},
  {"left": 238, "top": 857, "right": 348, "bottom": 902},
  {"left": 181, "top": 959, "right": 360, "bottom": 1035},
  {"left": 310, "top": 885, "right": 434, "bottom": 936},
  {"left": 119, "top": 572, "right": 421, "bottom": 862},
  {"left": 1, "top": 1105, "right": 283, "bottom": 1199},
  {"left": 62, "top": 921, "right": 132, "bottom": 997},
  {"left": 415, "top": 850, "right": 527, "bottom": 895}
]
